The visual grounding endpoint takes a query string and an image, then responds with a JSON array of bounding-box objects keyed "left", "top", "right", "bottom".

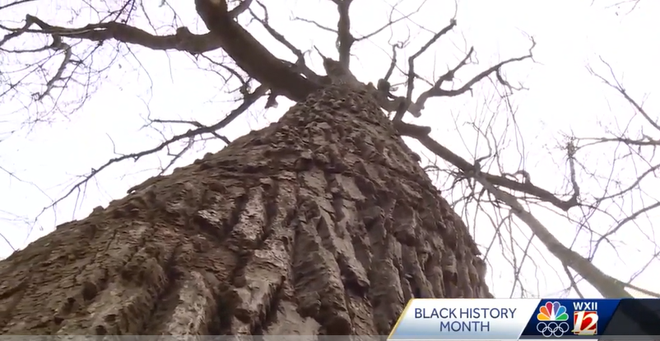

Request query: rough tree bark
[{"left": 0, "top": 85, "right": 490, "bottom": 335}]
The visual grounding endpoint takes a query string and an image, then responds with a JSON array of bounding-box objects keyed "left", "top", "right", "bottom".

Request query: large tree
[
  {"left": 0, "top": 0, "right": 502, "bottom": 335},
  {"left": 0, "top": 82, "right": 495, "bottom": 335},
  {"left": 0, "top": 0, "right": 652, "bottom": 335}
]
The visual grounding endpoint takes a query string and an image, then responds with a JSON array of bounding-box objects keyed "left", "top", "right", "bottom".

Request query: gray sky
[{"left": 1, "top": 0, "right": 658, "bottom": 298}]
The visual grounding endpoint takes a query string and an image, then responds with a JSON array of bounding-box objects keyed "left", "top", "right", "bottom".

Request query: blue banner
[{"left": 388, "top": 298, "right": 660, "bottom": 340}]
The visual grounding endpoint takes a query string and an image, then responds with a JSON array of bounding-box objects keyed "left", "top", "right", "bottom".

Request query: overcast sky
[{"left": 1, "top": 0, "right": 658, "bottom": 298}]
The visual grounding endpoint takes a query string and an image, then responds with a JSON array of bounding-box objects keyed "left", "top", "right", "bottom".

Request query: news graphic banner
[{"left": 388, "top": 298, "right": 660, "bottom": 340}]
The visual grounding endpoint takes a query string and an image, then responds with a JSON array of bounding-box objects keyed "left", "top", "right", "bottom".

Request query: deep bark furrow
[
  {"left": 229, "top": 186, "right": 267, "bottom": 252},
  {"left": 157, "top": 270, "right": 216, "bottom": 334},
  {"left": 0, "top": 85, "right": 490, "bottom": 335}
]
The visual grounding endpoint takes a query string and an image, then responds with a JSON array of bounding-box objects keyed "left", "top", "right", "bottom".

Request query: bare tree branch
[
  {"left": 589, "top": 57, "right": 660, "bottom": 132},
  {"left": 408, "top": 38, "right": 536, "bottom": 118},
  {"left": 293, "top": 17, "right": 337, "bottom": 34},
  {"left": 194, "top": 0, "right": 319, "bottom": 101},
  {"left": 396, "top": 18, "right": 457, "bottom": 120},
  {"left": 473, "top": 171, "right": 631, "bottom": 298},
  {"left": 249, "top": 1, "right": 321, "bottom": 83},
  {"left": 394, "top": 121, "right": 579, "bottom": 211},
  {"left": 354, "top": 1, "right": 422, "bottom": 42},
  {"left": 0, "top": 0, "right": 34, "bottom": 11},
  {"left": 334, "top": 0, "right": 354, "bottom": 68},
  {"left": 0, "top": 15, "right": 217, "bottom": 54},
  {"left": 228, "top": 0, "right": 254, "bottom": 18},
  {"left": 34, "top": 84, "right": 268, "bottom": 220}
]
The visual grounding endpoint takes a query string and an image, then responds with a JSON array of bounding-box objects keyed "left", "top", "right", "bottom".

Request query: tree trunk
[{"left": 0, "top": 86, "right": 491, "bottom": 335}]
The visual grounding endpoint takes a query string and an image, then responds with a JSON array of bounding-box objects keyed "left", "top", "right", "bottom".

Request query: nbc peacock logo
[
  {"left": 538, "top": 301, "right": 569, "bottom": 321},
  {"left": 536, "top": 301, "right": 570, "bottom": 337}
]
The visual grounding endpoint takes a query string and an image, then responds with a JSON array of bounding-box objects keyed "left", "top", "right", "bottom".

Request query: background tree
[{"left": 0, "top": 0, "right": 659, "bottom": 334}]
